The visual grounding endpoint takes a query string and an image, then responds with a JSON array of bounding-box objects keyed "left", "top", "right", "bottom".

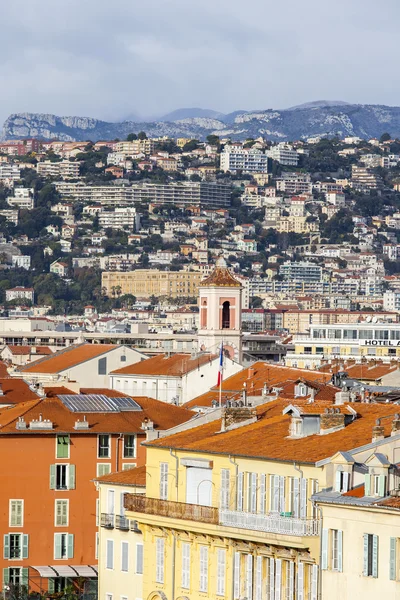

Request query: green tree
[
  {"left": 137, "top": 131, "right": 147, "bottom": 140},
  {"left": 380, "top": 132, "right": 391, "bottom": 143},
  {"left": 206, "top": 134, "right": 220, "bottom": 145},
  {"left": 182, "top": 140, "right": 200, "bottom": 152},
  {"left": 126, "top": 133, "right": 137, "bottom": 141}
]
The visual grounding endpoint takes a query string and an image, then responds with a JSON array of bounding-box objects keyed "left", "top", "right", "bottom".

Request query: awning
[{"left": 31, "top": 566, "right": 98, "bottom": 578}]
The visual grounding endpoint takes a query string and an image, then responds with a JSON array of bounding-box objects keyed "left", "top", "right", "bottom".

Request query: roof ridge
[
  {"left": 0, "top": 397, "right": 45, "bottom": 430},
  {"left": 18, "top": 342, "right": 87, "bottom": 372}
]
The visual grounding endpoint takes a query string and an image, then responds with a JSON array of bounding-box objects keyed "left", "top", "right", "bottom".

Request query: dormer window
[
  {"left": 335, "top": 469, "right": 349, "bottom": 493},
  {"left": 295, "top": 384, "right": 307, "bottom": 397},
  {"left": 373, "top": 475, "right": 381, "bottom": 496}
]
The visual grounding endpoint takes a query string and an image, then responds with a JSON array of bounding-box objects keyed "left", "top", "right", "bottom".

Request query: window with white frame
[
  {"left": 50, "top": 464, "right": 75, "bottom": 490},
  {"left": 55, "top": 500, "right": 69, "bottom": 527},
  {"left": 106, "top": 539, "right": 114, "bottom": 570},
  {"left": 97, "top": 464, "right": 111, "bottom": 477},
  {"left": 98, "top": 435, "right": 110, "bottom": 458},
  {"left": 156, "top": 538, "right": 165, "bottom": 584},
  {"left": 136, "top": 543, "right": 143, "bottom": 575},
  {"left": 121, "top": 542, "right": 129, "bottom": 572},
  {"left": 123, "top": 435, "right": 136, "bottom": 458},
  {"left": 335, "top": 469, "right": 349, "bottom": 493},
  {"left": 54, "top": 533, "right": 74, "bottom": 560},
  {"left": 363, "top": 533, "right": 378, "bottom": 577},
  {"left": 199, "top": 546, "right": 208, "bottom": 592},
  {"left": 321, "top": 528, "right": 342, "bottom": 572},
  {"left": 159, "top": 463, "right": 168, "bottom": 500},
  {"left": 9, "top": 501, "right": 23, "bottom": 527},
  {"left": 216, "top": 548, "right": 226, "bottom": 596},
  {"left": 56, "top": 435, "right": 70, "bottom": 459},
  {"left": 181, "top": 543, "right": 190, "bottom": 589},
  {"left": 4, "top": 534, "right": 29, "bottom": 560}
]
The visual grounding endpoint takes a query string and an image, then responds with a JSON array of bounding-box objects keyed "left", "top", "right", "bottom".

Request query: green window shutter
[
  {"left": 68, "top": 465, "right": 76, "bottom": 490},
  {"left": 3, "top": 535, "right": 9, "bottom": 559},
  {"left": 22, "top": 568, "right": 29, "bottom": 587},
  {"left": 379, "top": 475, "right": 386, "bottom": 497},
  {"left": 390, "top": 538, "right": 397, "bottom": 581},
  {"left": 22, "top": 534, "right": 29, "bottom": 559},
  {"left": 363, "top": 534, "right": 369, "bottom": 576},
  {"left": 54, "top": 534, "right": 61, "bottom": 559},
  {"left": 372, "top": 534, "right": 379, "bottom": 578},
  {"left": 321, "top": 529, "right": 328, "bottom": 570},
  {"left": 3, "top": 569, "right": 9, "bottom": 586},
  {"left": 50, "top": 465, "right": 56, "bottom": 490},
  {"left": 67, "top": 534, "right": 74, "bottom": 559},
  {"left": 48, "top": 579, "right": 55, "bottom": 594},
  {"left": 57, "top": 436, "right": 69, "bottom": 459},
  {"left": 364, "top": 474, "right": 370, "bottom": 496}
]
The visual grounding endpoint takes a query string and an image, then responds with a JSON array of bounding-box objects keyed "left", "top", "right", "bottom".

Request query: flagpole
[{"left": 219, "top": 341, "right": 223, "bottom": 407}]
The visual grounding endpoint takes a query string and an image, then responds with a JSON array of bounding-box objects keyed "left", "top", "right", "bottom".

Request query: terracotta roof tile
[
  {"left": 200, "top": 266, "right": 241, "bottom": 287},
  {"left": 18, "top": 343, "right": 119, "bottom": 374},
  {"left": 6, "top": 346, "right": 53, "bottom": 356},
  {"left": 343, "top": 484, "right": 365, "bottom": 498},
  {"left": 111, "top": 353, "right": 216, "bottom": 377},
  {"left": 0, "top": 378, "right": 39, "bottom": 405},
  {"left": 94, "top": 465, "right": 146, "bottom": 486},
  {"left": 377, "top": 496, "right": 400, "bottom": 509}
]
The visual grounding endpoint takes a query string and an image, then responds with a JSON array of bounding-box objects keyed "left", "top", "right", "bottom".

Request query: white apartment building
[
  {"left": 276, "top": 172, "right": 312, "bottom": 194},
  {"left": 5, "top": 287, "right": 34, "bottom": 303},
  {"left": 383, "top": 291, "right": 400, "bottom": 312},
  {"left": 12, "top": 255, "right": 31, "bottom": 270},
  {"left": 0, "top": 164, "right": 20, "bottom": 183},
  {"left": 37, "top": 160, "right": 81, "bottom": 179},
  {"left": 0, "top": 209, "right": 18, "bottom": 225},
  {"left": 113, "top": 139, "right": 155, "bottom": 155},
  {"left": 99, "top": 208, "right": 140, "bottom": 231},
  {"left": 220, "top": 146, "right": 269, "bottom": 173},
  {"left": 267, "top": 143, "right": 299, "bottom": 166},
  {"left": 7, "top": 188, "right": 34, "bottom": 210}
]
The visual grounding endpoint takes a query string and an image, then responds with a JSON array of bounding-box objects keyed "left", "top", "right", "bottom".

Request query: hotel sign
[{"left": 363, "top": 340, "right": 400, "bottom": 346}]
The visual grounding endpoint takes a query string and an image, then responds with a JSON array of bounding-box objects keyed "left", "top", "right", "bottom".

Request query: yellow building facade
[{"left": 102, "top": 270, "right": 202, "bottom": 299}]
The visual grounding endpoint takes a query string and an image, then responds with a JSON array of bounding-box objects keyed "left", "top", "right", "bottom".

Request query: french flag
[{"left": 217, "top": 342, "right": 224, "bottom": 387}]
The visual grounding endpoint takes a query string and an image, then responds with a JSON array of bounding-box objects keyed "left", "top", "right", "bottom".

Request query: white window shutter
[
  {"left": 365, "top": 474, "right": 371, "bottom": 496},
  {"left": 200, "top": 546, "right": 208, "bottom": 592},
  {"left": 273, "top": 475, "right": 280, "bottom": 511},
  {"left": 156, "top": 538, "right": 165, "bottom": 583},
  {"left": 274, "top": 558, "right": 281, "bottom": 600},
  {"left": 259, "top": 473, "right": 266, "bottom": 514},
  {"left": 321, "top": 529, "right": 328, "bottom": 570},
  {"left": 121, "top": 541, "right": 128, "bottom": 572},
  {"left": 181, "top": 543, "right": 190, "bottom": 589},
  {"left": 297, "top": 561, "right": 304, "bottom": 600},
  {"left": 136, "top": 543, "right": 144, "bottom": 575},
  {"left": 379, "top": 475, "right": 386, "bottom": 497},
  {"left": 269, "top": 558, "right": 275, "bottom": 600},
  {"left": 363, "top": 534, "right": 369, "bottom": 576},
  {"left": 106, "top": 539, "right": 113, "bottom": 569},
  {"left": 335, "top": 470, "right": 341, "bottom": 492},
  {"left": 246, "top": 554, "right": 253, "bottom": 600},
  {"left": 390, "top": 537, "right": 396, "bottom": 581},
  {"left": 237, "top": 472, "right": 244, "bottom": 511},
  {"left": 289, "top": 561, "right": 294, "bottom": 599},
  {"left": 372, "top": 534, "right": 379, "bottom": 578},
  {"left": 251, "top": 473, "right": 258, "bottom": 512},
  {"left": 300, "top": 478, "right": 307, "bottom": 518},
  {"left": 255, "top": 556, "right": 262, "bottom": 600},
  {"left": 160, "top": 463, "right": 168, "bottom": 500},
  {"left": 217, "top": 548, "right": 226, "bottom": 596},
  {"left": 293, "top": 478, "right": 300, "bottom": 517},
  {"left": 311, "top": 565, "right": 318, "bottom": 600},
  {"left": 337, "top": 530, "right": 343, "bottom": 572},
  {"left": 279, "top": 476, "right": 285, "bottom": 513},
  {"left": 234, "top": 552, "right": 241, "bottom": 599},
  {"left": 342, "top": 472, "right": 349, "bottom": 492}
]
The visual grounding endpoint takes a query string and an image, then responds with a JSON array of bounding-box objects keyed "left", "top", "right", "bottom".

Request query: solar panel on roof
[{"left": 58, "top": 394, "right": 142, "bottom": 413}]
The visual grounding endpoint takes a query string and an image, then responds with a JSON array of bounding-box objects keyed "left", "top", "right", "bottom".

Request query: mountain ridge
[{"left": 2, "top": 102, "right": 400, "bottom": 142}]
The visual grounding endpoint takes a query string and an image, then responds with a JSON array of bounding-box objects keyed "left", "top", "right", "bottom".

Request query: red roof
[
  {"left": 111, "top": 353, "right": 216, "bottom": 377},
  {"left": 18, "top": 344, "right": 119, "bottom": 374}
]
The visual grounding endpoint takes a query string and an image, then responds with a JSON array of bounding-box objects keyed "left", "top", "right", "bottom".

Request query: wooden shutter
[
  {"left": 363, "top": 534, "right": 369, "bottom": 576},
  {"left": 67, "top": 534, "right": 74, "bottom": 559},
  {"left": 300, "top": 478, "right": 307, "bottom": 518},
  {"left": 289, "top": 561, "right": 294, "bottom": 599},
  {"left": 321, "top": 529, "right": 328, "bottom": 570},
  {"left": 3, "top": 569, "right": 9, "bottom": 586},
  {"left": 181, "top": 543, "right": 190, "bottom": 589},
  {"left": 342, "top": 472, "right": 349, "bottom": 492},
  {"left": 3, "top": 535, "right": 9, "bottom": 559},
  {"left": 255, "top": 556, "right": 262, "bottom": 600},
  {"left": 199, "top": 546, "right": 208, "bottom": 592},
  {"left": 156, "top": 538, "right": 164, "bottom": 583},
  {"left": 48, "top": 579, "right": 55, "bottom": 594},
  {"left": 311, "top": 565, "right": 318, "bottom": 600},
  {"left": 50, "top": 465, "right": 56, "bottom": 490},
  {"left": 22, "top": 534, "right": 29, "bottom": 559},
  {"left": 250, "top": 473, "right": 257, "bottom": 513},
  {"left": 365, "top": 474, "right": 371, "bottom": 496},
  {"left": 68, "top": 465, "right": 76, "bottom": 490},
  {"left": 136, "top": 543, "right": 144, "bottom": 575},
  {"left": 269, "top": 558, "right": 275, "bottom": 600},
  {"left": 54, "top": 534, "right": 62, "bottom": 560},
  {"left": 121, "top": 541, "right": 129, "bottom": 572},
  {"left": 246, "top": 554, "right": 253, "bottom": 600},
  {"left": 217, "top": 548, "right": 226, "bottom": 596},
  {"left": 160, "top": 463, "right": 168, "bottom": 500},
  {"left": 335, "top": 470, "right": 341, "bottom": 492},
  {"left": 293, "top": 478, "right": 300, "bottom": 517},
  {"left": 297, "top": 562, "right": 304, "bottom": 600},
  {"left": 279, "top": 477, "right": 285, "bottom": 513},
  {"left": 237, "top": 473, "right": 244, "bottom": 511},
  {"left": 259, "top": 473, "right": 266, "bottom": 514},
  {"left": 234, "top": 552, "right": 241, "bottom": 599},
  {"left": 390, "top": 537, "right": 397, "bottom": 581},
  {"left": 273, "top": 475, "right": 280, "bottom": 511},
  {"left": 21, "top": 568, "right": 28, "bottom": 587},
  {"left": 337, "top": 530, "right": 343, "bottom": 572},
  {"left": 379, "top": 475, "right": 386, "bottom": 497},
  {"left": 220, "top": 469, "right": 230, "bottom": 509},
  {"left": 372, "top": 534, "right": 378, "bottom": 578},
  {"left": 274, "top": 558, "right": 282, "bottom": 600},
  {"left": 10, "top": 501, "right": 22, "bottom": 527}
]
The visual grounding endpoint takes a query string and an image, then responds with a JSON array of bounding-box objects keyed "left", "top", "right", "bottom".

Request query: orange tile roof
[
  {"left": 147, "top": 402, "right": 400, "bottom": 464},
  {"left": 7, "top": 346, "right": 53, "bottom": 356},
  {"left": 0, "top": 362, "right": 9, "bottom": 377},
  {"left": 18, "top": 343, "right": 119, "bottom": 374},
  {"left": 111, "top": 353, "right": 216, "bottom": 377},
  {"left": 200, "top": 266, "right": 241, "bottom": 287},
  {"left": 94, "top": 465, "right": 146, "bottom": 486},
  {"left": 377, "top": 496, "right": 400, "bottom": 509},
  {"left": 0, "top": 394, "right": 194, "bottom": 434},
  {"left": 343, "top": 484, "right": 365, "bottom": 498},
  {"left": 0, "top": 378, "right": 39, "bottom": 405}
]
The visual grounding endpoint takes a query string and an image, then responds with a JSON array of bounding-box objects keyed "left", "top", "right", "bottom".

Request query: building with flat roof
[{"left": 101, "top": 270, "right": 202, "bottom": 299}]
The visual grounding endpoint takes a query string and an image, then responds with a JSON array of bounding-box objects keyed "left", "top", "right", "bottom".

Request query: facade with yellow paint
[{"left": 102, "top": 270, "right": 202, "bottom": 299}]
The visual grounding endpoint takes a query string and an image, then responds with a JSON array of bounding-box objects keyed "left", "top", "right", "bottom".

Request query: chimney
[
  {"left": 0, "top": 383, "right": 4, "bottom": 396},
  {"left": 247, "top": 366, "right": 255, "bottom": 379},
  {"left": 308, "top": 388, "right": 316, "bottom": 403},
  {"left": 335, "top": 391, "right": 350, "bottom": 405},
  {"left": 220, "top": 406, "right": 257, "bottom": 432},
  {"left": 392, "top": 414, "right": 400, "bottom": 436},
  {"left": 320, "top": 408, "right": 345, "bottom": 433},
  {"left": 372, "top": 418, "right": 385, "bottom": 442}
]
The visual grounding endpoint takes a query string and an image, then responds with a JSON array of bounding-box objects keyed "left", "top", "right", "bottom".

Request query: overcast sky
[{"left": 1, "top": 0, "right": 399, "bottom": 124}]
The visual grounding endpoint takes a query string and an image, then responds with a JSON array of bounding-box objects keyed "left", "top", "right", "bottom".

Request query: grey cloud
[{"left": 0, "top": 0, "right": 400, "bottom": 126}]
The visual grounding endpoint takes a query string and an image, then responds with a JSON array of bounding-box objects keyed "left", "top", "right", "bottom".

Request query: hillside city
[{"left": 1, "top": 129, "right": 400, "bottom": 600}]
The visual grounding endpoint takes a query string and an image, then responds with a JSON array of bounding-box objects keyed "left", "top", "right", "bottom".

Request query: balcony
[
  {"left": 115, "top": 515, "right": 130, "bottom": 530},
  {"left": 219, "top": 509, "right": 320, "bottom": 537},
  {"left": 124, "top": 494, "right": 218, "bottom": 525},
  {"left": 101, "top": 513, "right": 114, "bottom": 528}
]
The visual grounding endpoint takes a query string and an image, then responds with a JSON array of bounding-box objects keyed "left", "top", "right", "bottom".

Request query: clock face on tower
[{"left": 223, "top": 343, "right": 239, "bottom": 361}]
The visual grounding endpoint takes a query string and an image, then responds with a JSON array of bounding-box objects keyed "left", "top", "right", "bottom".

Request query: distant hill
[
  {"left": 2, "top": 103, "right": 400, "bottom": 142},
  {"left": 286, "top": 100, "right": 350, "bottom": 111}
]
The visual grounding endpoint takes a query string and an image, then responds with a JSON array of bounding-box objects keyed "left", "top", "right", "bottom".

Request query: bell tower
[{"left": 197, "top": 258, "right": 243, "bottom": 362}]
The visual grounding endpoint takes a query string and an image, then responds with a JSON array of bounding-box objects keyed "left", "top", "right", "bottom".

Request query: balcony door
[{"left": 186, "top": 467, "right": 212, "bottom": 506}]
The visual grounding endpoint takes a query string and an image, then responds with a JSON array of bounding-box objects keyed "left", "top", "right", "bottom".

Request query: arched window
[{"left": 222, "top": 301, "right": 230, "bottom": 329}]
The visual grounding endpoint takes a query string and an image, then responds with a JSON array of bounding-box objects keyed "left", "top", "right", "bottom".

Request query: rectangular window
[
  {"left": 54, "top": 533, "right": 74, "bottom": 560},
  {"left": 95, "top": 533, "right": 99, "bottom": 560},
  {"left": 363, "top": 534, "right": 378, "bottom": 577},
  {"left": 156, "top": 538, "right": 164, "bottom": 584},
  {"left": 97, "top": 464, "right": 111, "bottom": 477},
  {"left": 121, "top": 542, "right": 129, "bottom": 572},
  {"left": 50, "top": 465, "right": 76, "bottom": 490},
  {"left": 106, "top": 539, "right": 114, "bottom": 569},
  {"left": 98, "top": 435, "right": 110, "bottom": 458},
  {"left": 98, "top": 357, "right": 107, "bottom": 375},
  {"left": 234, "top": 552, "right": 241, "bottom": 600},
  {"left": 6, "top": 534, "right": 29, "bottom": 560},
  {"left": 123, "top": 435, "right": 136, "bottom": 458},
  {"left": 56, "top": 435, "right": 70, "bottom": 459},
  {"left": 220, "top": 469, "right": 230, "bottom": 509},
  {"left": 246, "top": 554, "right": 253, "bottom": 600},
  {"left": 136, "top": 543, "right": 143, "bottom": 575},
  {"left": 55, "top": 500, "right": 69, "bottom": 527},
  {"left": 181, "top": 543, "right": 190, "bottom": 589},
  {"left": 199, "top": 546, "right": 208, "bottom": 592},
  {"left": 216, "top": 548, "right": 226, "bottom": 596},
  {"left": 9, "top": 501, "right": 23, "bottom": 527},
  {"left": 160, "top": 463, "right": 168, "bottom": 500},
  {"left": 8, "top": 568, "right": 22, "bottom": 586}
]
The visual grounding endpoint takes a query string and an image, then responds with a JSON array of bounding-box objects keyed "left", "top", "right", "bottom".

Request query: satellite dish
[
  {"left": 372, "top": 317, "right": 378, "bottom": 323},
  {"left": 365, "top": 316, "right": 372, "bottom": 323}
]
